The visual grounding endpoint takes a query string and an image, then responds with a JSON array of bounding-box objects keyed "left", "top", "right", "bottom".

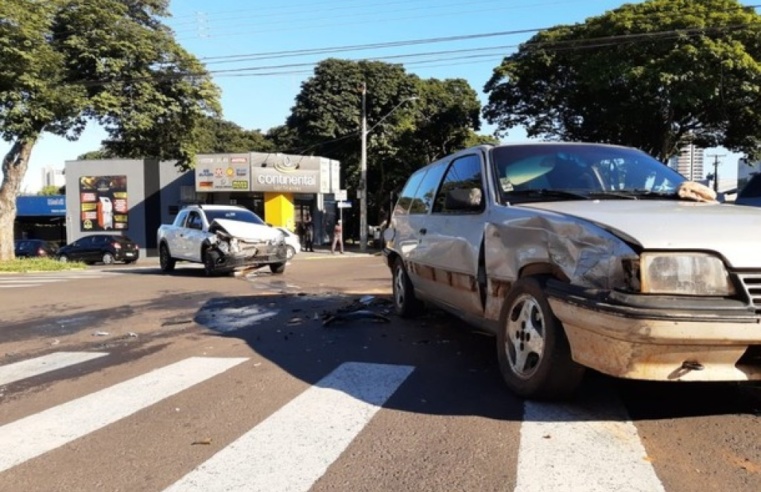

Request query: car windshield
[
  {"left": 491, "top": 144, "right": 686, "bottom": 203},
  {"left": 205, "top": 208, "right": 265, "bottom": 225}
]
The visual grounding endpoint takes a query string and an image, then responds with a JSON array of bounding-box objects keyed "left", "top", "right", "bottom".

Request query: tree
[
  {"left": 193, "top": 117, "right": 274, "bottom": 154},
  {"left": 483, "top": 0, "right": 761, "bottom": 161},
  {"left": 0, "top": 0, "right": 220, "bottom": 260},
  {"left": 285, "top": 59, "right": 486, "bottom": 226}
]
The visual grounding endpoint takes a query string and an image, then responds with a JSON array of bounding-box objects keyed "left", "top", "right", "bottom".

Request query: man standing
[
  {"left": 331, "top": 220, "right": 344, "bottom": 254},
  {"left": 303, "top": 215, "right": 315, "bottom": 252}
]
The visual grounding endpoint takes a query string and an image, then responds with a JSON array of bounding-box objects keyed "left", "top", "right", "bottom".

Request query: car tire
[
  {"left": 203, "top": 249, "right": 219, "bottom": 277},
  {"left": 497, "top": 276, "right": 585, "bottom": 400},
  {"left": 392, "top": 257, "right": 423, "bottom": 318},
  {"left": 286, "top": 245, "right": 296, "bottom": 261},
  {"left": 102, "top": 252, "right": 115, "bottom": 265},
  {"left": 269, "top": 262, "right": 286, "bottom": 274},
  {"left": 159, "top": 243, "right": 176, "bottom": 273}
]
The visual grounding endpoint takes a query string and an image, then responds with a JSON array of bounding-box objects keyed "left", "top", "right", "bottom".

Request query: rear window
[{"left": 204, "top": 208, "right": 265, "bottom": 225}]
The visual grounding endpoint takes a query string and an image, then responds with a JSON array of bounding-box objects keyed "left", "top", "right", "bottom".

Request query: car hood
[
  {"left": 211, "top": 219, "right": 283, "bottom": 242},
  {"left": 521, "top": 200, "right": 761, "bottom": 268}
]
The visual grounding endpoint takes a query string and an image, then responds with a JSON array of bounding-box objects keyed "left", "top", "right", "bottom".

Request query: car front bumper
[{"left": 546, "top": 282, "right": 761, "bottom": 382}]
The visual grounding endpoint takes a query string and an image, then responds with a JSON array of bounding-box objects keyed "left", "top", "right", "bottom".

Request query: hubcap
[{"left": 504, "top": 294, "right": 546, "bottom": 379}]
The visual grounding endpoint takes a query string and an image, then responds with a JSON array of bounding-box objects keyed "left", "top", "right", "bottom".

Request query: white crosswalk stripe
[
  {"left": 0, "top": 270, "right": 123, "bottom": 289},
  {"left": 516, "top": 392, "right": 665, "bottom": 492},
  {"left": 165, "top": 362, "right": 415, "bottom": 492},
  {"left": 0, "top": 357, "right": 247, "bottom": 473},
  {"left": 0, "top": 352, "right": 108, "bottom": 386},
  {"left": 0, "top": 352, "right": 677, "bottom": 491}
]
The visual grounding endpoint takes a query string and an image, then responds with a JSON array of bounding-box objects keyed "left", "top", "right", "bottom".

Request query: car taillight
[
  {"left": 38, "top": 248, "right": 46, "bottom": 256},
  {"left": 113, "top": 242, "right": 122, "bottom": 250}
]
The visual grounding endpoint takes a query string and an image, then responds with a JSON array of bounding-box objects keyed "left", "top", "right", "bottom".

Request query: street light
[{"left": 359, "top": 86, "right": 418, "bottom": 252}]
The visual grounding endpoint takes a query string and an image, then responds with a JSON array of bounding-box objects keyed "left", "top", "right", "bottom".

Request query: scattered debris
[
  {"left": 127, "top": 332, "right": 138, "bottom": 338},
  {"left": 192, "top": 438, "right": 213, "bottom": 445},
  {"left": 50, "top": 339, "right": 60, "bottom": 346},
  {"left": 161, "top": 319, "right": 192, "bottom": 327},
  {"left": 93, "top": 331, "right": 110, "bottom": 337},
  {"left": 323, "top": 309, "right": 390, "bottom": 326},
  {"left": 359, "top": 295, "right": 375, "bottom": 305},
  {"left": 287, "top": 317, "right": 303, "bottom": 325}
]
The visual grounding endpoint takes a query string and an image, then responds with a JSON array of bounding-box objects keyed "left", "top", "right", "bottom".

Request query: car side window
[
  {"left": 432, "top": 154, "right": 484, "bottom": 214},
  {"left": 410, "top": 162, "right": 447, "bottom": 215},
  {"left": 77, "top": 237, "right": 92, "bottom": 246},
  {"left": 187, "top": 212, "right": 203, "bottom": 230},
  {"left": 394, "top": 170, "right": 426, "bottom": 215}
]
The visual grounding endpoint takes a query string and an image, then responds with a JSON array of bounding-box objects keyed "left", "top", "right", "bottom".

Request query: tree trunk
[{"left": 0, "top": 137, "right": 37, "bottom": 261}]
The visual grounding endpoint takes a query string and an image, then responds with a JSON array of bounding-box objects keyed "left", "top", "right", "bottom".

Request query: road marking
[
  {"left": 0, "top": 352, "right": 108, "bottom": 386},
  {"left": 0, "top": 357, "right": 247, "bottom": 473},
  {"left": 165, "top": 361, "right": 414, "bottom": 492},
  {"left": 515, "top": 394, "right": 665, "bottom": 492}
]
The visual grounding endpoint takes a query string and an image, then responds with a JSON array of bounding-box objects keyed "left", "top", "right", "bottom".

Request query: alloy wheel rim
[{"left": 505, "top": 294, "right": 546, "bottom": 380}]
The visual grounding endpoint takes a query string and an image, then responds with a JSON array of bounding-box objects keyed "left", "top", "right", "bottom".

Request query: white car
[
  {"left": 384, "top": 142, "right": 761, "bottom": 400},
  {"left": 277, "top": 227, "right": 301, "bottom": 260}
]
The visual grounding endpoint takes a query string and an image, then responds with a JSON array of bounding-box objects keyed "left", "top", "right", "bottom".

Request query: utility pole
[
  {"left": 359, "top": 83, "right": 368, "bottom": 253},
  {"left": 707, "top": 154, "right": 726, "bottom": 193},
  {"left": 358, "top": 90, "right": 418, "bottom": 252}
]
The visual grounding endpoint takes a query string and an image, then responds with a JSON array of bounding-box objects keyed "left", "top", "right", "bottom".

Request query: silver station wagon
[{"left": 383, "top": 142, "right": 761, "bottom": 399}]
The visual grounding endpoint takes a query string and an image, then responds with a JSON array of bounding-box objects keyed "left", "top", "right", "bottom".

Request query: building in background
[
  {"left": 42, "top": 166, "right": 65, "bottom": 189},
  {"left": 668, "top": 144, "right": 704, "bottom": 181}
]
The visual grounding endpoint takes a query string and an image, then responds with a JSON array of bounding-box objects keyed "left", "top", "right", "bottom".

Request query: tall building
[
  {"left": 668, "top": 144, "right": 704, "bottom": 181},
  {"left": 42, "top": 166, "right": 65, "bottom": 189}
]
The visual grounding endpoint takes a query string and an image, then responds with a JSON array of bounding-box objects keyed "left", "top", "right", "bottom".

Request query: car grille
[{"left": 737, "top": 272, "right": 761, "bottom": 313}]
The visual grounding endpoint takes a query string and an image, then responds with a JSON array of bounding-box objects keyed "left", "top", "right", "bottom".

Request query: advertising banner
[
  {"left": 79, "top": 176, "right": 128, "bottom": 231},
  {"left": 195, "top": 154, "right": 251, "bottom": 191}
]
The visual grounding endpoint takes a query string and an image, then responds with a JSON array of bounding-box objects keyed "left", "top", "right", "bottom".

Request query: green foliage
[
  {"left": 0, "top": 258, "right": 86, "bottom": 273},
  {"left": 193, "top": 117, "right": 274, "bottom": 154},
  {"left": 284, "top": 59, "right": 484, "bottom": 222},
  {"left": 38, "top": 185, "right": 63, "bottom": 196},
  {"left": 483, "top": 0, "right": 761, "bottom": 161},
  {"left": 0, "top": 0, "right": 221, "bottom": 165}
]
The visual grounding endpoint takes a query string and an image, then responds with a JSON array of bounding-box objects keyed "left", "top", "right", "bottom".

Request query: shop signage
[
  {"left": 79, "top": 175, "right": 128, "bottom": 231},
  {"left": 195, "top": 154, "right": 251, "bottom": 191}
]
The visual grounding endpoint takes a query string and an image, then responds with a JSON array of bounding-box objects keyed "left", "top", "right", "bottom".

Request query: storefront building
[{"left": 60, "top": 152, "right": 342, "bottom": 257}]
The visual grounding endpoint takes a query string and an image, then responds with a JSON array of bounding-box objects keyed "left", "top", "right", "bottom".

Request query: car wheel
[
  {"left": 286, "top": 245, "right": 296, "bottom": 260},
  {"left": 102, "top": 252, "right": 115, "bottom": 265},
  {"left": 159, "top": 243, "right": 176, "bottom": 273},
  {"left": 58, "top": 254, "right": 68, "bottom": 263},
  {"left": 269, "top": 262, "right": 286, "bottom": 274},
  {"left": 392, "top": 257, "right": 423, "bottom": 318},
  {"left": 203, "top": 249, "right": 219, "bottom": 277},
  {"left": 497, "top": 276, "right": 585, "bottom": 400}
]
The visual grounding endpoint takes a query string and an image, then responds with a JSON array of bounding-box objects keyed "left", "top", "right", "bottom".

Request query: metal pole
[{"left": 360, "top": 83, "right": 368, "bottom": 253}]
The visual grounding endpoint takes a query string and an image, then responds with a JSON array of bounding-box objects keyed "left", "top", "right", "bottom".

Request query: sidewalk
[{"left": 296, "top": 242, "right": 384, "bottom": 259}]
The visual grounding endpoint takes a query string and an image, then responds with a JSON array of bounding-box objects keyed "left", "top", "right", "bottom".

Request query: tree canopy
[
  {"left": 0, "top": 0, "right": 220, "bottom": 260},
  {"left": 483, "top": 0, "right": 761, "bottom": 161},
  {"left": 284, "top": 58, "right": 488, "bottom": 225}
]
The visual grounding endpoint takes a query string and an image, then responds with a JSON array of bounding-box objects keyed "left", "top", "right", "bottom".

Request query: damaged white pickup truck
[
  {"left": 383, "top": 142, "right": 761, "bottom": 400},
  {"left": 157, "top": 204, "right": 288, "bottom": 276}
]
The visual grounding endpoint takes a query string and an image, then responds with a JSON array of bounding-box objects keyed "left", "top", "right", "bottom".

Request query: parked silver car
[{"left": 383, "top": 142, "right": 761, "bottom": 399}]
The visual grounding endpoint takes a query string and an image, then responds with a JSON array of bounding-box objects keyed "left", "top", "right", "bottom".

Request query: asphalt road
[{"left": 0, "top": 251, "right": 759, "bottom": 491}]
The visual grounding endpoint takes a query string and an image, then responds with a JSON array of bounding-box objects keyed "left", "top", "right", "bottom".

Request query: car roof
[{"left": 196, "top": 204, "right": 246, "bottom": 211}]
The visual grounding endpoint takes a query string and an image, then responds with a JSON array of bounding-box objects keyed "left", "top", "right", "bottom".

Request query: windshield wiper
[{"left": 506, "top": 189, "right": 590, "bottom": 201}]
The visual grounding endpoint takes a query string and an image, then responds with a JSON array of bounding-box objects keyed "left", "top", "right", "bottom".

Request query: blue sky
[{"left": 5, "top": 0, "right": 745, "bottom": 191}]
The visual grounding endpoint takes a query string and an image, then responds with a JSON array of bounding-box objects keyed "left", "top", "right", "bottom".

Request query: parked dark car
[
  {"left": 14, "top": 239, "right": 59, "bottom": 258},
  {"left": 57, "top": 234, "right": 140, "bottom": 264},
  {"left": 735, "top": 173, "right": 761, "bottom": 208}
]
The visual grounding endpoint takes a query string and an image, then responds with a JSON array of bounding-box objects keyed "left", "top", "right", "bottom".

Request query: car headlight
[{"left": 640, "top": 252, "right": 735, "bottom": 296}]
